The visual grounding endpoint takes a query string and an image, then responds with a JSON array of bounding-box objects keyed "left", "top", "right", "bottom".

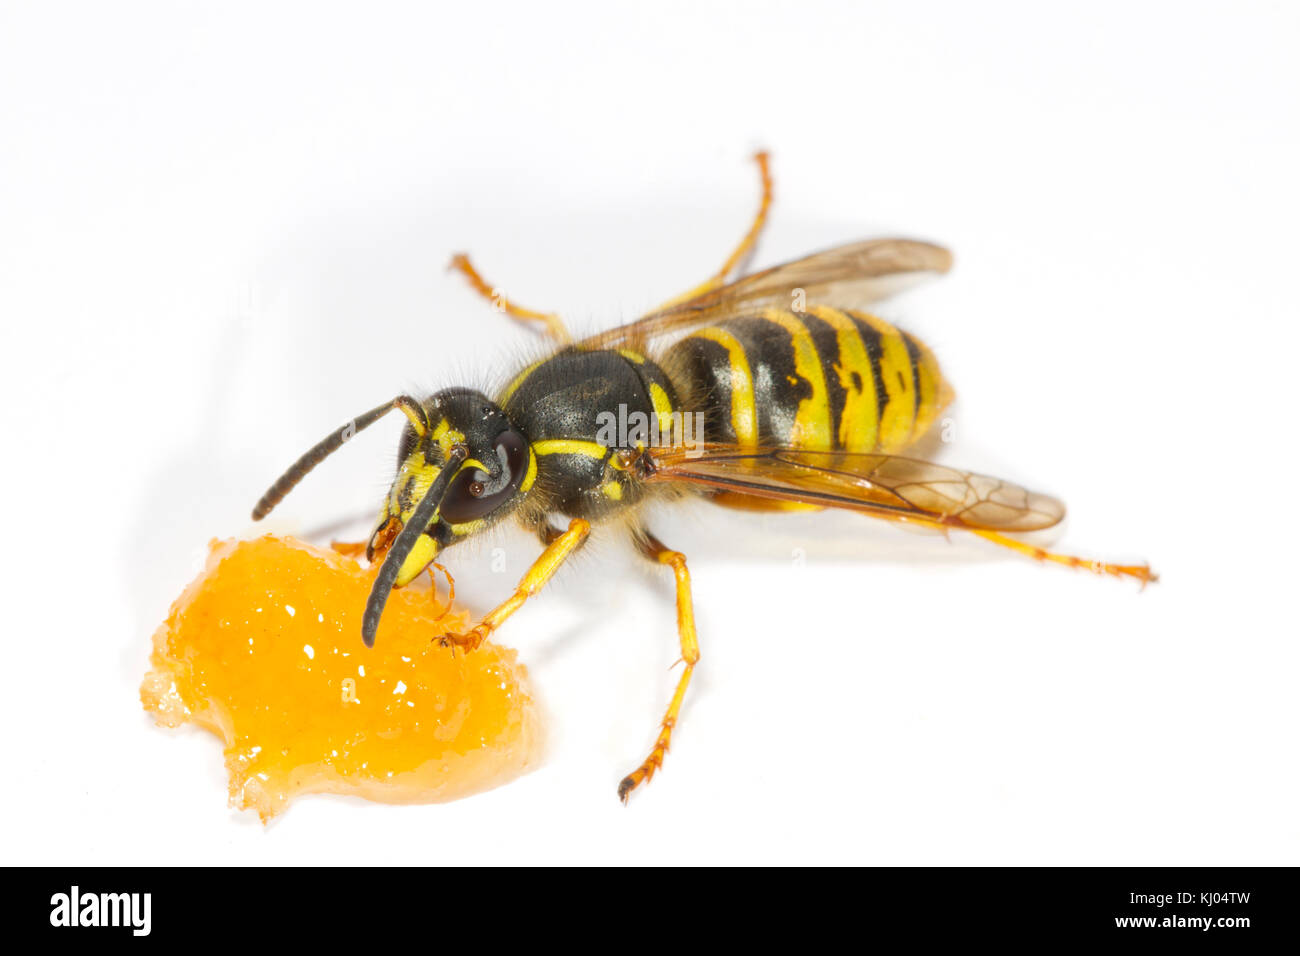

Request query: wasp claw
[{"left": 437, "top": 627, "right": 488, "bottom": 653}]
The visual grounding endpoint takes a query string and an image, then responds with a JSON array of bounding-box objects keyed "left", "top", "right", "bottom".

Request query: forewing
[
  {"left": 642, "top": 446, "right": 1064, "bottom": 532},
  {"left": 578, "top": 238, "right": 952, "bottom": 349}
]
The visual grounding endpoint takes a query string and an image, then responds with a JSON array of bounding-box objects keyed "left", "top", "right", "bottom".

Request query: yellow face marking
[
  {"left": 692, "top": 326, "right": 757, "bottom": 448},
  {"left": 761, "top": 309, "right": 831, "bottom": 450},
  {"left": 532, "top": 439, "right": 608, "bottom": 459},
  {"left": 387, "top": 462, "right": 442, "bottom": 518},
  {"left": 394, "top": 533, "right": 439, "bottom": 587},
  {"left": 854, "top": 311, "right": 917, "bottom": 452},
  {"left": 808, "top": 305, "right": 880, "bottom": 452},
  {"left": 394, "top": 472, "right": 415, "bottom": 508},
  {"left": 428, "top": 418, "right": 467, "bottom": 459}
]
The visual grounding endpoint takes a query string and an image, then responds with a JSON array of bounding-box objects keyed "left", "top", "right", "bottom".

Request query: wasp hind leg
[
  {"left": 448, "top": 253, "right": 571, "bottom": 343},
  {"left": 969, "top": 529, "right": 1157, "bottom": 586},
  {"left": 437, "top": 517, "right": 590, "bottom": 651},
  {"left": 656, "top": 150, "right": 773, "bottom": 310},
  {"left": 618, "top": 530, "right": 701, "bottom": 803}
]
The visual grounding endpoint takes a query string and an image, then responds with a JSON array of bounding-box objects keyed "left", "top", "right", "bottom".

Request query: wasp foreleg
[
  {"left": 437, "top": 517, "right": 590, "bottom": 651},
  {"left": 618, "top": 531, "right": 701, "bottom": 803},
  {"left": 447, "top": 253, "right": 571, "bottom": 343}
]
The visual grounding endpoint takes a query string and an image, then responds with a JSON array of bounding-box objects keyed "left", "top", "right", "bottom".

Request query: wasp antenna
[
  {"left": 393, "top": 395, "right": 430, "bottom": 436},
  {"left": 251, "top": 395, "right": 422, "bottom": 521},
  {"left": 362, "top": 445, "right": 466, "bottom": 647}
]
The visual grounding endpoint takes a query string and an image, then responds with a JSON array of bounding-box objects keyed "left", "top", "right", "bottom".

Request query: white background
[{"left": 3, "top": 1, "right": 1297, "bottom": 865}]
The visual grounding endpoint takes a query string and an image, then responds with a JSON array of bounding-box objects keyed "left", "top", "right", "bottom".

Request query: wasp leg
[
  {"left": 426, "top": 561, "right": 457, "bottom": 622},
  {"left": 438, "top": 517, "right": 590, "bottom": 651},
  {"left": 618, "top": 531, "right": 701, "bottom": 803},
  {"left": 447, "top": 253, "right": 571, "bottom": 343},
  {"left": 968, "top": 529, "right": 1157, "bottom": 587},
  {"left": 655, "top": 150, "right": 773, "bottom": 310}
]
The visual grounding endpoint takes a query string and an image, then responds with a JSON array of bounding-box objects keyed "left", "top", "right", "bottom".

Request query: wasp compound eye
[{"left": 439, "top": 428, "right": 528, "bottom": 524}]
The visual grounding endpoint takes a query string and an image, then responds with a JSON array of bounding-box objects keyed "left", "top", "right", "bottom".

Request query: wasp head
[{"left": 365, "top": 388, "right": 536, "bottom": 596}]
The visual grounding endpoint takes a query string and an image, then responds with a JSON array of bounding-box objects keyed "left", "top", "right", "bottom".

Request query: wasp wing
[
  {"left": 578, "top": 238, "right": 952, "bottom": 350},
  {"left": 641, "top": 445, "right": 1064, "bottom": 532}
]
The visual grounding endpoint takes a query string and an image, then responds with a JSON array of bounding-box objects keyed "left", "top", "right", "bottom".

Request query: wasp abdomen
[{"left": 668, "top": 307, "right": 952, "bottom": 455}]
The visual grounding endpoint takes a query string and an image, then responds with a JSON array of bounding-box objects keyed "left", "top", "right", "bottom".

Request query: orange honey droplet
[{"left": 141, "top": 535, "right": 540, "bottom": 821}]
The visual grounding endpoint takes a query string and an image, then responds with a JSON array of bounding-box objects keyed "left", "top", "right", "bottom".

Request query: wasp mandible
[{"left": 252, "top": 153, "right": 1154, "bottom": 801}]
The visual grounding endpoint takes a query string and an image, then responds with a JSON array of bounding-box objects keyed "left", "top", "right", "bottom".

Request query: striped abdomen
[{"left": 666, "top": 307, "right": 953, "bottom": 454}]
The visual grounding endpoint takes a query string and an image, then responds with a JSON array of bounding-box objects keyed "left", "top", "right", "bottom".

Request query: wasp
[{"left": 252, "top": 153, "right": 1154, "bottom": 802}]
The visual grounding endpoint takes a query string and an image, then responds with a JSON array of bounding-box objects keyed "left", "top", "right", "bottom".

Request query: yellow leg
[
  {"left": 439, "top": 517, "right": 590, "bottom": 651},
  {"left": 969, "top": 529, "right": 1157, "bottom": 587},
  {"left": 618, "top": 531, "right": 701, "bottom": 803},
  {"left": 448, "top": 253, "right": 571, "bottom": 343},
  {"left": 656, "top": 150, "right": 773, "bottom": 310},
  {"left": 426, "top": 561, "right": 458, "bottom": 622}
]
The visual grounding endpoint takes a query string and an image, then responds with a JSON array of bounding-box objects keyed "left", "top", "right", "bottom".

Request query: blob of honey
[{"left": 141, "top": 535, "right": 539, "bottom": 821}]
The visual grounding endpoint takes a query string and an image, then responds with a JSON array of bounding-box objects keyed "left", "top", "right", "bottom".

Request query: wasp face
[{"left": 366, "top": 388, "right": 536, "bottom": 588}]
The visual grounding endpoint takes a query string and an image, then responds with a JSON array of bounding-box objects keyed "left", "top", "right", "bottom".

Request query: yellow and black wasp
[{"left": 252, "top": 153, "right": 1154, "bottom": 801}]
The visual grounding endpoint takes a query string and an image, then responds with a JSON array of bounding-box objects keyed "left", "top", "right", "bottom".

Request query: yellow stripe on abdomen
[
  {"left": 852, "top": 311, "right": 917, "bottom": 452},
  {"left": 691, "top": 326, "right": 758, "bottom": 448},
  {"left": 806, "top": 305, "right": 881, "bottom": 453},
  {"left": 759, "top": 309, "right": 832, "bottom": 450}
]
